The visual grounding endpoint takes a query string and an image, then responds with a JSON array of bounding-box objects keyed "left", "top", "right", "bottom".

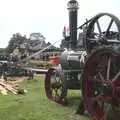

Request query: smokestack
[{"left": 67, "top": 0, "right": 79, "bottom": 50}]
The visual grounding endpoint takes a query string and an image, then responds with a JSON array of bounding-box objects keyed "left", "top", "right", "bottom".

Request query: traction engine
[{"left": 45, "top": 0, "right": 120, "bottom": 119}]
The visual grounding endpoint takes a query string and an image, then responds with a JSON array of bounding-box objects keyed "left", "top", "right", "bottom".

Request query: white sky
[{"left": 0, "top": 0, "right": 120, "bottom": 48}]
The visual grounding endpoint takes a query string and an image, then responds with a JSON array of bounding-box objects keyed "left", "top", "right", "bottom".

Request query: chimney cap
[{"left": 67, "top": 0, "right": 79, "bottom": 10}]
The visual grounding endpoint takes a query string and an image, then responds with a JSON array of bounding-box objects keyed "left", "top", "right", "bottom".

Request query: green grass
[{"left": 0, "top": 75, "right": 89, "bottom": 120}]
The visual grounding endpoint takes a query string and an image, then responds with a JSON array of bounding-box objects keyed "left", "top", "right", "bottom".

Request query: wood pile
[{"left": 0, "top": 77, "right": 27, "bottom": 95}]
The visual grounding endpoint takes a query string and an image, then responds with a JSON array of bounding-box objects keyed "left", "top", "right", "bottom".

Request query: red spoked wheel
[
  {"left": 45, "top": 68, "right": 68, "bottom": 105},
  {"left": 82, "top": 48, "right": 120, "bottom": 120}
]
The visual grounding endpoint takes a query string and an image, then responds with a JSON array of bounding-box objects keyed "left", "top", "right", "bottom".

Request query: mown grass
[{"left": 0, "top": 75, "right": 89, "bottom": 120}]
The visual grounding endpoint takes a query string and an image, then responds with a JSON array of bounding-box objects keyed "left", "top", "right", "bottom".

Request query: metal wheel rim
[
  {"left": 82, "top": 48, "right": 120, "bottom": 120},
  {"left": 84, "top": 13, "right": 120, "bottom": 53},
  {"left": 45, "top": 68, "right": 68, "bottom": 105}
]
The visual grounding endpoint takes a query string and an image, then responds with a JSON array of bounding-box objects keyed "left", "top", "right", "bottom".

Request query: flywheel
[{"left": 84, "top": 13, "right": 120, "bottom": 53}]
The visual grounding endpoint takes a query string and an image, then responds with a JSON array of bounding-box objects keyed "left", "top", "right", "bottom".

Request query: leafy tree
[
  {"left": 30, "top": 32, "right": 45, "bottom": 41},
  {"left": 0, "top": 48, "right": 8, "bottom": 56},
  {"left": 6, "top": 33, "right": 28, "bottom": 53}
]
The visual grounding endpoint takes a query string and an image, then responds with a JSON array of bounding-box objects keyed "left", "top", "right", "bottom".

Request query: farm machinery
[{"left": 45, "top": 0, "right": 120, "bottom": 119}]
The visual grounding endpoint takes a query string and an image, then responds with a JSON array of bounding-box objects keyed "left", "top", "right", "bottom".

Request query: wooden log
[{"left": 0, "top": 81, "right": 17, "bottom": 95}]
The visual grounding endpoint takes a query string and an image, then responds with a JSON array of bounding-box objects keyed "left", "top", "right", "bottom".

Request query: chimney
[{"left": 67, "top": 0, "right": 79, "bottom": 50}]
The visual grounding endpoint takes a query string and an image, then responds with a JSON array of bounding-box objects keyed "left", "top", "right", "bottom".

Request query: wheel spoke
[
  {"left": 96, "top": 20, "right": 102, "bottom": 34},
  {"left": 106, "top": 56, "right": 111, "bottom": 80},
  {"left": 98, "top": 72, "right": 104, "bottom": 83},
  {"left": 112, "top": 70, "right": 120, "bottom": 82},
  {"left": 105, "top": 19, "right": 114, "bottom": 35}
]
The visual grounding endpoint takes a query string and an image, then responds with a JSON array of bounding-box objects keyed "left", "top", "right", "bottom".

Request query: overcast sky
[{"left": 0, "top": 0, "right": 120, "bottom": 48}]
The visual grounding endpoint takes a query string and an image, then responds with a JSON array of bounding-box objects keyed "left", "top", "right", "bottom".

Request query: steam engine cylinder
[{"left": 60, "top": 50, "right": 87, "bottom": 70}]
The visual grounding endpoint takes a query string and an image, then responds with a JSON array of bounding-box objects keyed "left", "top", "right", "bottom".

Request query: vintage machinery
[{"left": 45, "top": 0, "right": 120, "bottom": 119}]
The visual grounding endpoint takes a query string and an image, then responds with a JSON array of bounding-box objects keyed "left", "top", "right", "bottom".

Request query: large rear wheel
[{"left": 82, "top": 48, "right": 120, "bottom": 120}]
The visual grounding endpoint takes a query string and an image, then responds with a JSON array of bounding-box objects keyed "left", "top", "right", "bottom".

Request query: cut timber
[
  {"left": 0, "top": 81, "right": 17, "bottom": 95},
  {"left": 0, "top": 85, "right": 7, "bottom": 95}
]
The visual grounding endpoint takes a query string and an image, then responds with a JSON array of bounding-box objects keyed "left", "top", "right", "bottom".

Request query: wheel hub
[
  {"left": 102, "top": 82, "right": 112, "bottom": 95},
  {"left": 51, "top": 82, "right": 61, "bottom": 89}
]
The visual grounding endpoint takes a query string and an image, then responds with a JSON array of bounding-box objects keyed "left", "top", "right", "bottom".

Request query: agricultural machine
[{"left": 45, "top": 0, "right": 120, "bottom": 119}]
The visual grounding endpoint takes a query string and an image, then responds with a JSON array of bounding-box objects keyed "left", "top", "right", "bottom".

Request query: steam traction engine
[{"left": 45, "top": 0, "right": 120, "bottom": 119}]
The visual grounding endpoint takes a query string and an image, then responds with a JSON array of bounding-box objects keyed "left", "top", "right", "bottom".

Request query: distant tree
[
  {"left": 0, "top": 48, "right": 5, "bottom": 54},
  {"left": 0, "top": 48, "right": 8, "bottom": 56},
  {"left": 6, "top": 33, "right": 28, "bottom": 53},
  {"left": 30, "top": 32, "right": 45, "bottom": 41}
]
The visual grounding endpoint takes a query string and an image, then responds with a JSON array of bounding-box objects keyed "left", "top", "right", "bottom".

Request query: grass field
[{"left": 0, "top": 75, "right": 89, "bottom": 120}]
